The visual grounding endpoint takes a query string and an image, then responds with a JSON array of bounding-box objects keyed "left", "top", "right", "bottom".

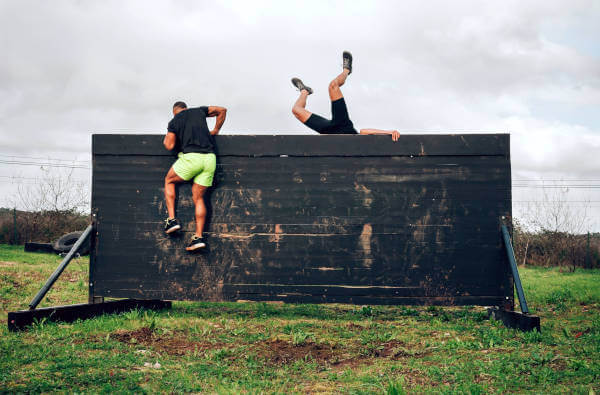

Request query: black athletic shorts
[{"left": 304, "top": 98, "right": 358, "bottom": 134}]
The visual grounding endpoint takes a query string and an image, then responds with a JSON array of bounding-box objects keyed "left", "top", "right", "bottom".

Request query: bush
[
  {"left": 0, "top": 208, "right": 88, "bottom": 244},
  {"left": 512, "top": 221, "right": 599, "bottom": 270}
]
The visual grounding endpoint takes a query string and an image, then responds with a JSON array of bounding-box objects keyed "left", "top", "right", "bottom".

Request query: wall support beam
[
  {"left": 29, "top": 225, "right": 93, "bottom": 310},
  {"left": 501, "top": 224, "right": 529, "bottom": 313},
  {"left": 8, "top": 299, "right": 171, "bottom": 331},
  {"left": 487, "top": 307, "right": 541, "bottom": 332}
]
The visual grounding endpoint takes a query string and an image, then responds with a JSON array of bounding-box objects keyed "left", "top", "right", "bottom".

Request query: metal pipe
[
  {"left": 29, "top": 225, "right": 93, "bottom": 310},
  {"left": 501, "top": 224, "right": 529, "bottom": 314}
]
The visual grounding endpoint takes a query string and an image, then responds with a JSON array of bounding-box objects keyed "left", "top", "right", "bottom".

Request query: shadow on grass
[{"left": 168, "top": 301, "right": 489, "bottom": 323}]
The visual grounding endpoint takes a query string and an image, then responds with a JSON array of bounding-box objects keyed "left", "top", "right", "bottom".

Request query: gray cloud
[{"left": 1, "top": 0, "right": 599, "bottom": 228}]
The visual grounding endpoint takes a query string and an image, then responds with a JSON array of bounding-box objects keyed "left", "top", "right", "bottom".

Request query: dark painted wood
[
  {"left": 7, "top": 300, "right": 171, "bottom": 332},
  {"left": 91, "top": 134, "right": 512, "bottom": 306},
  {"left": 93, "top": 134, "right": 509, "bottom": 157},
  {"left": 100, "top": 290, "right": 506, "bottom": 307}
]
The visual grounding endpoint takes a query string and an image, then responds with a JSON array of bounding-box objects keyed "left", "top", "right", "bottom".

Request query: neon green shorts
[{"left": 172, "top": 152, "right": 217, "bottom": 187}]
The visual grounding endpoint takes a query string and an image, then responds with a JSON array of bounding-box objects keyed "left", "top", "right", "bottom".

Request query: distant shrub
[
  {"left": 0, "top": 208, "right": 88, "bottom": 244},
  {"left": 512, "top": 220, "right": 599, "bottom": 270}
]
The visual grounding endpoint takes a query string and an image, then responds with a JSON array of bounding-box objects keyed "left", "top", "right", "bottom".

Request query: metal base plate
[
  {"left": 487, "top": 307, "right": 541, "bottom": 332},
  {"left": 8, "top": 299, "right": 171, "bottom": 331}
]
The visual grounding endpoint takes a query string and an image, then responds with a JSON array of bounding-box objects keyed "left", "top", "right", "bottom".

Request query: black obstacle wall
[{"left": 91, "top": 134, "right": 513, "bottom": 307}]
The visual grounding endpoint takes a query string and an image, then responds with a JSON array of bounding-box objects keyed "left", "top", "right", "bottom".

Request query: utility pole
[{"left": 13, "top": 208, "right": 17, "bottom": 245}]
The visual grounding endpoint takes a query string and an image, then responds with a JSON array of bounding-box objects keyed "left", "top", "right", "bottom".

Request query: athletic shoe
[
  {"left": 164, "top": 217, "right": 181, "bottom": 234},
  {"left": 343, "top": 51, "right": 353, "bottom": 74},
  {"left": 186, "top": 235, "right": 207, "bottom": 251},
  {"left": 291, "top": 78, "right": 313, "bottom": 94}
]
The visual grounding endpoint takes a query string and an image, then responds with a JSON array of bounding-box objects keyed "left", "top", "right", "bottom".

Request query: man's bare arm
[
  {"left": 207, "top": 106, "right": 227, "bottom": 135},
  {"left": 359, "top": 129, "right": 400, "bottom": 142},
  {"left": 163, "top": 132, "right": 177, "bottom": 150}
]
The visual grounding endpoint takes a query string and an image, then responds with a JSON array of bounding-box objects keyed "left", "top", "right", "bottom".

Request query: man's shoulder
[
  {"left": 168, "top": 112, "right": 185, "bottom": 132},
  {"left": 190, "top": 106, "right": 209, "bottom": 114},
  {"left": 170, "top": 110, "right": 187, "bottom": 123},
  {"left": 183, "top": 107, "right": 208, "bottom": 120},
  {"left": 169, "top": 107, "right": 208, "bottom": 129}
]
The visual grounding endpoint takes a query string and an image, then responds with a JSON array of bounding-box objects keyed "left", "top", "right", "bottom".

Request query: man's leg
[
  {"left": 165, "top": 167, "right": 185, "bottom": 218},
  {"left": 328, "top": 69, "right": 350, "bottom": 101},
  {"left": 191, "top": 183, "right": 208, "bottom": 238},
  {"left": 291, "top": 77, "right": 335, "bottom": 133},
  {"left": 292, "top": 90, "right": 312, "bottom": 123}
]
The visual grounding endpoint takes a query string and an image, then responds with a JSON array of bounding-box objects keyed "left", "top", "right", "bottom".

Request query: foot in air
[
  {"left": 186, "top": 235, "right": 207, "bottom": 251},
  {"left": 291, "top": 78, "right": 313, "bottom": 94},
  {"left": 342, "top": 51, "right": 353, "bottom": 74},
  {"left": 164, "top": 217, "right": 181, "bottom": 234}
]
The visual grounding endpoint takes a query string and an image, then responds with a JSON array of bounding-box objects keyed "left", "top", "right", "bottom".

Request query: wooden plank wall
[{"left": 91, "top": 134, "right": 513, "bottom": 307}]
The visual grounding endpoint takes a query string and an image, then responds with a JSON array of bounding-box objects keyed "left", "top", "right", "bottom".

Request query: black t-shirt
[{"left": 167, "top": 106, "right": 215, "bottom": 154}]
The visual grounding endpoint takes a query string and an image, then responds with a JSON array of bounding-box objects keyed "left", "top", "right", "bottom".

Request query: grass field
[{"left": 1, "top": 244, "right": 599, "bottom": 393}]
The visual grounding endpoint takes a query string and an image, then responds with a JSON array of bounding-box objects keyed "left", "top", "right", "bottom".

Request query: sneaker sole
[
  {"left": 291, "top": 78, "right": 313, "bottom": 94},
  {"left": 165, "top": 225, "right": 181, "bottom": 234},
  {"left": 186, "top": 243, "right": 206, "bottom": 251},
  {"left": 343, "top": 51, "right": 353, "bottom": 73}
]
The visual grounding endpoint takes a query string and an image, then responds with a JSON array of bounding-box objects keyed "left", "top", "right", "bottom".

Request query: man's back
[
  {"left": 168, "top": 107, "right": 215, "bottom": 153},
  {"left": 163, "top": 101, "right": 227, "bottom": 251}
]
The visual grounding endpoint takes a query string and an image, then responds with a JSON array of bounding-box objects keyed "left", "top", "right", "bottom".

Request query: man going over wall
[
  {"left": 291, "top": 51, "right": 400, "bottom": 140},
  {"left": 163, "top": 101, "right": 227, "bottom": 251}
]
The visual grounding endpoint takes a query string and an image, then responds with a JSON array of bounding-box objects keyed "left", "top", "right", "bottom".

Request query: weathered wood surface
[{"left": 91, "top": 134, "right": 513, "bottom": 307}]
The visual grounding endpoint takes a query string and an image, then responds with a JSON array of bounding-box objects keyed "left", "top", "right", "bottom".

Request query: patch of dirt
[
  {"left": 110, "top": 327, "right": 228, "bottom": 356},
  {"left": 108, "top": 328, "right": 437, "bottom": 369},
  {"left": 548, "top": 357, "right": 570, "bottom": 371},
  {"left": 60, "top": 273, "right": 83, "bottom": 283},
  {"left": 345, "top": 322, "right": 365, "bottom": 331},
  {"left": 251, "top": 338, "right": 433, "bottom": 368},
  {"left": 479, "top": 347, "right": 514, "bottom": 355},
  {"left": 0, "top": 275, "right": 20, "bottom": 288},
  {"left": 255, "top": 340, "right": 344, "bottom": 366},
  {"left": 7, "top": 269, "right": 46, "bottom": 283},
  {"left": 0, "top": 261, "right": 18, "bottom": 267},
  {"left": 402, "top": 370, "right": 438, "bottom": 388},
  {"left": 474, "top": 372, "right": 495, "bottom": 385},
  {"left": 361, "top": 340, "right": 434, "bottom": 360},
  {"left": 370, "top": 340, "right": 408, "bottom": 358},
  {"left": 580, "top": 303, "right": 600, "bottom": 312}
]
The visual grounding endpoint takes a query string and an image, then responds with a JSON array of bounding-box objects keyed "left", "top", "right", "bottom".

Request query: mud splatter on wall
[{"left": 91, "top": 134, "right": 512, "bottom": 307}]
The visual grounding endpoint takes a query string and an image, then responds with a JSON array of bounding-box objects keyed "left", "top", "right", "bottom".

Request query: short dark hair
[{"left": 173, "top": 101, "right": 187, "bottom": 110}]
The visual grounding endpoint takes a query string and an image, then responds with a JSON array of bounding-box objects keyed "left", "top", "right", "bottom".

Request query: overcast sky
[{"left": 1, "top": 0, "right": 599, "bottom": 230}]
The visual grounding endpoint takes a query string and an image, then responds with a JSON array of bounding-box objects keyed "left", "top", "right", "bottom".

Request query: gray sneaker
[
  {"left": 291, "top": 78, "right": 313, "bottom": 94},
  {"left": 343, "top": 51, "right": 353, "bottom": 74}
]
